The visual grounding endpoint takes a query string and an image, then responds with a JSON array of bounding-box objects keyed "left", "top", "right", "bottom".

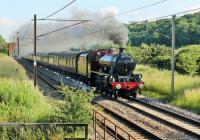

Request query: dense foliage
[
  {"left": 175, "top": 45, "right": 200, "bottom": 75},
  {"left": 127, "top": 12, "right": 200, "bottom": 47},
  {"left": 59, "top": 85, "right": 93, "bottom": 123},
  {"left": 0, "top": 35, "right": 5, "bottom": 46},
  {"left": 127, "top": 44, "right": 200, "bottom": 75},
  {"left": 127, "top": 44, "right": 171, "bottom": 68}
]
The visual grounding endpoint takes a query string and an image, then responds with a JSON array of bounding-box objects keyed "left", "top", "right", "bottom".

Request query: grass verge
[
  {"left": 0, "top": 54, "right": 93, "bottom": 139},
  {"left": 136, "top": 65, "right": 200, "bottom": 114}
]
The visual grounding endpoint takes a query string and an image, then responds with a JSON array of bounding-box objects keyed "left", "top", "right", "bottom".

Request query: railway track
[
  {"left": 19, "top": 59, "right": 132, "bottom": 139},
  {"left": 129, "top": 98, "right": 200, "bottom": 138},
  {"left": 19, "top": 59, "right": 155, "bottom": 139},
  {"left": 94, "top": 110, "right": 137, "bottom": 140},
  {"left": 18, "top": 58, "right": 200, "bottom": 140},
  {"left": 18, "top": 58, "right": 65, "bottom": 99},
  {"left": 95, "top": 96, "right": 199, "bottom": 140},
  {"left": 93, "top": 99, "right": 163, "bottom": 140},
  {"left": 117, "top": 97, "right": 200, "bottom": 138}
]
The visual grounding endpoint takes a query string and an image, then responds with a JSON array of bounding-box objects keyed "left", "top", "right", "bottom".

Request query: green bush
[
  {"left": 127, "top": 43, "right": 171, "bottom": 68},
  {"left": 175, "top": 45, "right": 200, "bottom": 75},
  {"left": 128, "top": 44, "right": 200, "bottom": 75},
  {"left": 59, "top": 85, "right": 93, "bottom": 123},
  {"left": 0, "top": 48, "right": 8, "bottom": 54}
]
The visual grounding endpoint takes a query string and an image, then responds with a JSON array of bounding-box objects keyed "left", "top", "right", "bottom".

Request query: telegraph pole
[
  {"left": 34, "top": 14, "right": 37, "bottom": 87},
  {"left": 171, "top": 15, "right": 176, "bottom": 97},
  {"left": 146, "top": 20, "right": 149, "bottom": 34},
  {"left": 17, "top": 37, "right": 19, "bottom": 56}
]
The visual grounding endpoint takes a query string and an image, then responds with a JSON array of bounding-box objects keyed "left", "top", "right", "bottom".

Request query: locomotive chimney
[{"left": 119, "top": 47, "right": 125, "bottom": 53}]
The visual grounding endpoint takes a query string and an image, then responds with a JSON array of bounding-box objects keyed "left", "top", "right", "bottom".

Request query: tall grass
[
  {"left": 136, "top": 65, "right": 200, "bottom": 113},
  {"left": 0, "top": 53, "right": 26, "bottom": 80},
  {"left": 0, "top": 78, "right": 56, "bottom": 122},
  {"left": 136, "top": 65, "right": 200, "bottom": 97},
  {"left": 173, "top": 88, "right": 200, "bottom": 113},
  {"left": 0, "top": 54, "right": 63, "bottom": 138},
  {"left": 0, "top": 54, "right": 92, "bottom": 139},
  {"left": 0, "top": 54, "right": 52, "bottom": 122}
]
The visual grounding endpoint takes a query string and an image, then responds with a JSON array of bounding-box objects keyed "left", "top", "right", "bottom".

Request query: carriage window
[{"left": 66, "top": 57, "right": 68, "bottom": 66}]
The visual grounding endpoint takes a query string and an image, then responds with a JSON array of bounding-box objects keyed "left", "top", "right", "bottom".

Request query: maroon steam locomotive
[{"left": 26, "top": 48, "right": 144, "bottom": 98}]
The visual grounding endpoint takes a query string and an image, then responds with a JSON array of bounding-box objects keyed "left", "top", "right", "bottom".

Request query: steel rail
[
  {"left": 19, "top": 59, "right": 59, "bottom": 90},
  {"left": 92, "top": 100, "right": 163, "bottom": 140},
  {"left": 134, "top": 98, "right": 200, "bottom": 127},
  {"left": 117, "top": 98, "right": 200, "bottom": 138}
]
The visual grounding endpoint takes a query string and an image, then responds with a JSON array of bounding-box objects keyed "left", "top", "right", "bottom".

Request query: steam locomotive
[{"left": 25, "top": 48, "right": 144, "bottom": 98}]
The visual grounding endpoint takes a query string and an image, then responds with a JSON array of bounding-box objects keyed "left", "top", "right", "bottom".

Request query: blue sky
[{"left": 0, "top": 0, "right": 200, "bottom": 41}]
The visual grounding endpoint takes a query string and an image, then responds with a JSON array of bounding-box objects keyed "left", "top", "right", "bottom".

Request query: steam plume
[{"left": 14, "top": 8, "right": 128, "bottom": 56}]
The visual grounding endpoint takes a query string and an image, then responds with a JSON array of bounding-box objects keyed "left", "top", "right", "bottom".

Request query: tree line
[{"left": 127, "top": 12, "right": 200, "bottom": 47}]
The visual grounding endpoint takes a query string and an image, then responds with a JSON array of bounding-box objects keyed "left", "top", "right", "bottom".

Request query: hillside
[{"left": 127, "top": 12, "right": 200, "bottom": 47}]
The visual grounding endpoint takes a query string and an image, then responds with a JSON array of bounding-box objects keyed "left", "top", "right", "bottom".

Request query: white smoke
[{"left": 14, "top": 8, "right": 128, "bottom": 56}]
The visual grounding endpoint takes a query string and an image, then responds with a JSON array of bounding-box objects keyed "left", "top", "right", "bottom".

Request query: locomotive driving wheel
[
  {"left": 106, "top": 87, "right": 112, "bottom": 97},
  {"left": 95, "top": 76, "right": 101, "bottom": 92},
  {"left": 131, "top": 89, "right": 137, "bottom": 98},
  {"left": 112, "top": 90, "right": 118, "bottom": 99}
]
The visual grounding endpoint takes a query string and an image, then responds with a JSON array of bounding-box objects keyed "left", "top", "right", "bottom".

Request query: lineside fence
[
  {"left": 93, "top": 110, "right": 135, "bottom": 140},
  {"left": 0, "top": 123, "right": 88, "bottom": 140}
]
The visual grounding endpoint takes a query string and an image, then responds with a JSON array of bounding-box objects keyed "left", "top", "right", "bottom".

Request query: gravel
[
  {"left": 95, "top": 96, "right": 198, "bottom": 140},
  {"left": 137, "top": 94, "right": 200, "bottom": 122}
]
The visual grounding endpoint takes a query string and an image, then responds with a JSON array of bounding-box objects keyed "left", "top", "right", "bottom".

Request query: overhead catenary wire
[
  {"left": 19, "top": 20, "right": 32, "bottom": 41},
  {"left": 52, "top": 7, "right": 200, "bottom": 44},
  {"left": 19, "top": 0, "right": 167, "bottom": 48},
  {"left": 37, "top": 21, "right": 86, "bottom": 38},
  {"left": 20, "top": 41, "right": 34, "bottom": 47},
  {"left": 78, "top": 0, "right": 168, "bottom": 31},
  {"left": 91, "top": 0, "right": 168, "bottom": 23},
  {"left": 41, "top": 0, "right": 76, "bottom": 19},
  {"left": 20, "top": 6, "right": 200, "bottom": 48},
  {"left": 82, "top": 7, "right": 200, "bottom": 39},
  {"left": 19, "top": 21, "right": 86, "bottom": 47},
  {"left": 37, "top": 19, "right": 91, "bottom": 22},
  {"left": 19, "top": 43, "right": 35, "bottom": 48},
  {"left": 146, "top": 7, "right": 200, "bottom": 21}
]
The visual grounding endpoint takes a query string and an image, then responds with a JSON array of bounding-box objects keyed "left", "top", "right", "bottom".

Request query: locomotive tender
[{"left": 25, "top": 48, "right": 144, "bottom": 98}]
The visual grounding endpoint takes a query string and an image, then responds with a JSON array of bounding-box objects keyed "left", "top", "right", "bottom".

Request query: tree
[
  {"left": 0, "top": 35, "right": 7, "bottom": 54},
  {"left": 175, "top": 45, "right": 200, "bottom": 75},
  {"left": 58, "top": 85, "right": 93, "bottom": 123},
  {"left": 127, "top": 12, "right": 200, "bottom": 47},
  {"left": 0, "top": 35, "right": 6, "bottom": 47}
]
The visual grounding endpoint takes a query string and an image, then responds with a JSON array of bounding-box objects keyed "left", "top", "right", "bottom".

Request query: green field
[{"left": 136, "top": 65, "right": 200, "bottom": 114}]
